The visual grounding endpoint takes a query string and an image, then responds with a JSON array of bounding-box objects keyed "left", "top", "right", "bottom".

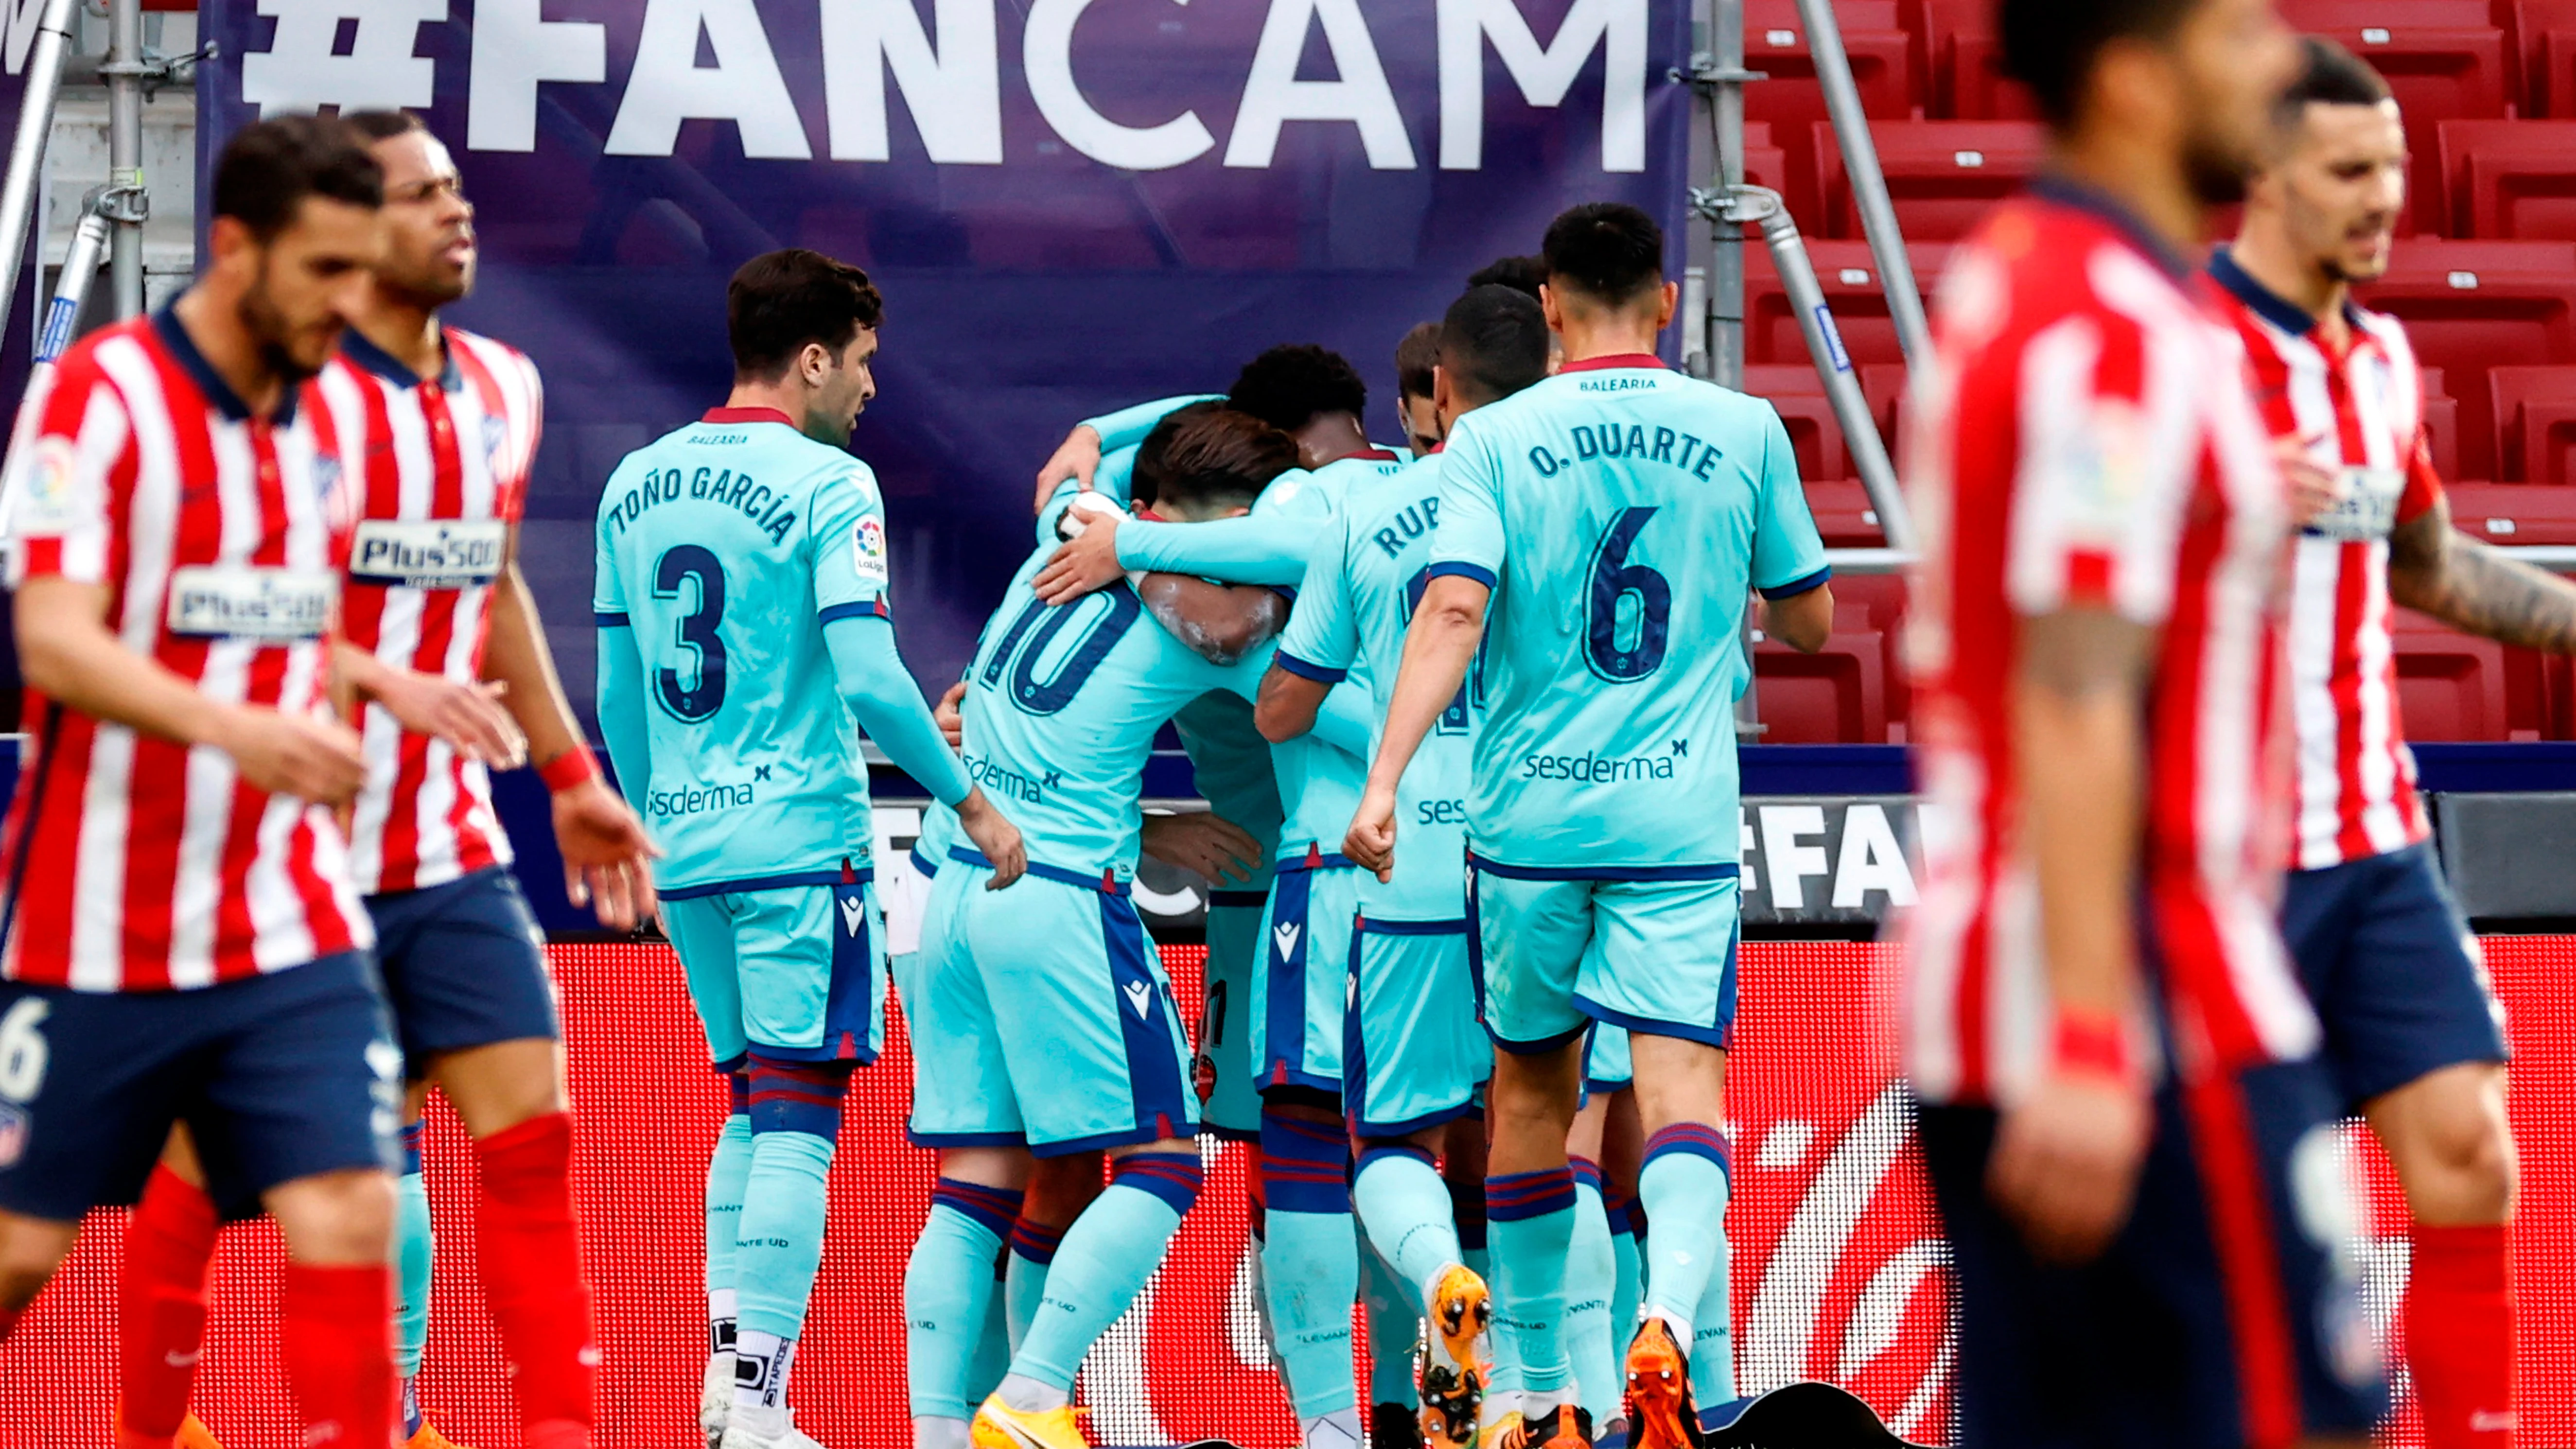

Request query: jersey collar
[
  {"left": 2208, "top": 244, "right": 2367, "bottom": 342},
  {"left": 2026, "top": 174, "right": 2197, "bottom": 285},
  {"left": 1557, "top": 352, "right": 1669, "bottom": 373},
  {"left": 702, "top": 406, "right": 798, "bottom": 427},
  {"left": 1343, "top": 447, "right": 1405, "bottom": 461},
  {"left": 151, "top": 301, "right": 296, "bottom": 426},
  {"left": 338, "top": 325, "right": 467, "bottom": 393}
]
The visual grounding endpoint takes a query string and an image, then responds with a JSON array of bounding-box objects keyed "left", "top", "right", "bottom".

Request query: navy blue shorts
[
  {"left": 1920, "top": 1056, "right": 2384, "bottom": 1449},
  {"left": 369, "top": 867, "right": 560, "bottom": 1074},
  {"left": 2282, "top": 842, "right": 2508, "bottom": 1110},
  {"left": 0, "top": 952, "right": 402, "bottom": 1223}
]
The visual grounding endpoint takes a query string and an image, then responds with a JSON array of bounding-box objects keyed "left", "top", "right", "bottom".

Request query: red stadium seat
[
  {"left": 1743, "top": 0, "right": 1917, "bottom": 130},
  {"left": 2488, "top": 366, "right": 2576, "bottom": 484},
  {"left": 2393, "top": 619, "right": 2512, "bottom": 741},
  {"left": 1814, "top": 120, "right": 2046, "bottom": 241},
  {"left": 2439, "top": 121, "right": 2576, "bottom": 238},
  {"left": 1743, "top": 122, "right": 1794, "bottom": 218},
  {"left": 1753, "top": 629, "right": 1890, "bottom": 743},
  {"left": 2354, "top": 241, "right": 2576, "bottom": 469},
  {"left": 1742, "top": 365, "right": 1851, "bottom": 483},
  {"left": 1800, "top": 478, "right": 1898, "bottom": 546},
  {"left": 1745, "top": 240, "right": 1953, "bottom": 369},
  {"left": 1916, "top": 0, "right": 2039, "bottom": 119},
  {"left": 2521, "top": 0, "right": 2576, "bottom": 115},
  {"left": 2422, "top": 367, "right": 2462, "bottom": 482},
  {"left": 2279, "top": 1, "right": 2511, "bottom": 122},
  {"left": 2445, "top": 481, "right": 2576, "bottom": 541}
]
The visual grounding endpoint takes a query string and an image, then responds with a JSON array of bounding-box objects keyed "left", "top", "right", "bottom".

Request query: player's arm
[
  {"left": 18, "top": 576, "right": 366, "bottom": 804},
  {"left": 1348, "top": 574, "right": 1487, "bottom": 881},
  {"left": 1036, "top": 506, "right": 1312, "bottom": 604},
  {"left": 1032, "top": 393, "right": 1221, "bottom": 512},
  {"left": 2389, "top": 495, "right": 2576, "bottom": 652},
  {"left": 332, "top": 641, "right": 525, "bottom": 767},
  {"left": 1260, "top": 529, "right": 1364, "bottom": 745},
  {"left": 1255, "top": 665, "right": 1331, "bottom": 742},
  {"left": 1748, "top": 403, "right": 1835, "bottom": 654},
  {"left": 1759, "top": 585, "right": 1834, "bottom": 653},
  {"left": 593, "top": 615, "right": 650, "bottom": 818},
  {"left": 1135, "top": 575, "right": 1286, "bottom": 666},
  {"left": 822, "top": 616, "right": 1026, "bottom": 890},
  {"left": 1139, "top": 809, "right": 1263, "bottom": 885}
]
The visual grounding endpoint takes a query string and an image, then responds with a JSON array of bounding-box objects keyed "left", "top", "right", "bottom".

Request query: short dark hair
[
  {"left": 1467, "top": 255, "right": 1547, "bottom": 299},
  {"left": 1153, "top": 409, "right": 1301, "bottom": 515},
  {"left": 1440, "top": 286, "right": 1551, "bottom": 407},
  {"left": 1227, "top": 345, "right": 1367, "bottom": 434},
  {"left": 1130, "top": 400, "right": 1229, "bottom": 509},
  {"left": 2277, "top": 35, "right": 2393, "bottom": 126},
  {"left": 1542, "top": 203, "right": 1664, "bottom": 307},
  {"left": 339, "top": 109, "right": 426, "bottom": 143},
  {"left": 727, "top": 248, "right": 884, "bottom": 382},
  {"left": 1998, "top": 0, "right": 2203, "bottom": 129},
  {"left": 1394, "top": 322, "right": 1443, "bottom": 403},
  {"left": 211, "top": 115, "right": 384, "bottom": 241}
]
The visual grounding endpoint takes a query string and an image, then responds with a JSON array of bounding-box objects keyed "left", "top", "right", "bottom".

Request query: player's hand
[
  {"left": 2278, "top": 431, "right": 2344, "bottom": 528},
  {"left": 1034, "top": 423, "right": 1104, "bottom": 514},
  {"left": 957, "top": 788, "right": 1026, "bottom": 890},
  {"left": 1141, "top": 811, "right": 1264, "bottom": 885},
  {"left": 935, "top": 681, "right": 967, "bottom": 750},
  {"left": 1034, "top": 512, "right": 1126, "bottom": 605},
  {"left": 1344, "top": 785, "right": 1400, "bottom": 883},
  {"left": 367, "top": 667, "right": 527, "bottom": 768},
  {"left": 1986, "top": 1069, "right": 2152, "bottom": 1264},
  {"left": 218, "top": 706, "right": 369, "bottom": 807},
  {"left": 552, "top": 777, "right": 662, "bottom": 931}
]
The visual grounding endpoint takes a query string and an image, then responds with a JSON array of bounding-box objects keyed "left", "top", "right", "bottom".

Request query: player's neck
[
  {"left": 1295, "top": 412, "right": 1372, "bottom": 466},
  {"left": 2229, "top": 225, "right": 2354, "bottom": 349},
  {"left": 170, "top": 284, "right": 287, "bottom": 417},
  {"left": 724, "top": 377, "right": 811, "bottom": 435},
  {"left": 349, "top": 289, "right": 445, "bottom": 382},
  {"left": 2049, "top": 131, "right": 2204, "bottom": 262},
  {"left": 1555, "top": 311, "right": 1661, "bottom": 368}
]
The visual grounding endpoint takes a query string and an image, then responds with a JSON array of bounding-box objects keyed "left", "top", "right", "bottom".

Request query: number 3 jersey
[
  {"left": 592, "top": 408, "right": 891, "bottom": 893},
  {"left": 309, "top": 329, "right": 542, "bottom": 895},
  {"left": 1427, "top": 356, "right": 1829, "bottom": 872}
]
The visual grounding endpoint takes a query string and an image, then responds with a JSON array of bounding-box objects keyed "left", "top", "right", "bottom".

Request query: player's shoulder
[
  {"left": 1948, "top": 193, "right": 2197, "bottom": 342},
  {"left": 50, "top": 315, "right": 157, "bottom": 401},
  {"left": 443, "top": 327, "right": 543, "bottom": 390},
  {"left": 2347, "top": 300, "right": 2419, "bottom": 366}
]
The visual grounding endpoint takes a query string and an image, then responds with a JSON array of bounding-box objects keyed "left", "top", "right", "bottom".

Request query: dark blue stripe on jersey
[
  {"left": 1274, "top": 650, "right": 1347, "bottom": 684},
  {"left": 1356, "top": 916, "right": 1469, "bottom": 937},
  {"left": 1487, "top": 1166, "right": 1577, "bottom": 1222},
  {"left": 1209, "top": 890, "right": 1269, "bottom": 908},
  {"left": 1757, "top": 565, "right": 1833, "bottom": 601},
  {"left": 593, "top": 611, "right": 630, "bottom": 628},
  {"left": 1102, "top": 892, "right": 1193, "bottom": 1151},
  {"left": 1426, "top": 561, "right": 1498, "bottom": 590},
  {"left": 1264, "top": 867, "right": 1316, "bottom": 1089},
  {"left": 1111, "top": 1152, "right": 1205, "bottom": 1215},
  {"left": 947, "top": 847, "right": 1130, "bottom": 896},
  {"left": 659, "top": 867, "right": 873, "bottom": 901},
  {"left": 910, "top": 846, "right": 939, "bottom": 879},
  {"left": 1468, "top": 855, "right": 1741, "bottom": 884},
  {"left": 818, "top": 599, "right": 890, "bottom": 624}
]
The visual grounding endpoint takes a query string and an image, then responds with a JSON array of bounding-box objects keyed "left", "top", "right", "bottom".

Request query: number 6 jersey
[
  {"left": 592, "top": 408, "right": 889, "bottom": 893},
  {"left": 1426, "top": 355, "right": 1830, "bottom": 873}
]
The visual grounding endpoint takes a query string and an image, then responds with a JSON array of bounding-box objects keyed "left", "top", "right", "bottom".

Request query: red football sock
[
  {"left": 280, "top": 1261, "right": 395, "bottom": 1447},
  {"left": 473, "top": 1112, "right": 598, "bottom": 1435},
  {"left": 118, "top": 1164, "right": 219, "bottom": 1444},
  {"left": 2408, "top": 1222, "right": 2515, "bottom": 1449}
]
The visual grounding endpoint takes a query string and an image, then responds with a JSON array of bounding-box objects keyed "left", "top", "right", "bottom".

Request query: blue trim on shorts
[
  {"left": 1264, "top": 866, "right": 1328, "bottom": 1092},
  {"left": 1488, "top": 1017, "right": 1592, "bottom": 1056},
  {"left": 661, "top": 866, "right": 874, "bottom": 901},
  {"left": 1575, "top": 993, "right": 1735, "bottom": 1050},
  {"left": 1352, "top": 1097, "right": 1485, "bottom": 1141},
  {"left": 594, "top": 611, "right": 629, "bottom": 628},
  {"left": 948, "top": 847, "right": 1129, "bottom": 897},
  {"left": 906, "top": 1126, "right": 1029, "bottom": 1150},
  {"left": 1274, "top": 651, "right": 1347, "bottom": 684},
  {"left": 1210, "top": 890, "right": 1269, "bottom": 908},
  {"left": 1102, "top": 891, "right": 1193, "bottom": 1152},
  {"left": 1468, "top": 854, "right": 1741, "bottom": 883},
  {"left": 1427, "top": 561, "right": 1498, "bottom": 589},
  {"left": 910, "top": 846, "right": 938, "bottom": 879},
  {"left": 739, "top": 877, "right": 880, "bottom": 1064},
  {"left": 1356, "top": 916, "right": 1469, "bottom": 936},
  {"left": 1277, "top": 849, "right": 1357, "bottom": 874},
  {"left": 1757, "top": 565, "right": 1832, "bottom": 601}
]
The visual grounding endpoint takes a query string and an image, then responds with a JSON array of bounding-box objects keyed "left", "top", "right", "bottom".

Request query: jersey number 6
[{"left": 1586, "top": 506, "right": 1670, "bottom": 682}]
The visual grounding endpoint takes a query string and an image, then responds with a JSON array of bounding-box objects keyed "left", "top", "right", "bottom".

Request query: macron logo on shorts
[
  {"left": 839, "top": 894, "right": 865, "bottom": 939},
  {"left": 1273, "top": 922, "right": 1301, "bottom": 960},
  {"left": 1123, "top": 980, "right": 1155, "bottom": 1021}
]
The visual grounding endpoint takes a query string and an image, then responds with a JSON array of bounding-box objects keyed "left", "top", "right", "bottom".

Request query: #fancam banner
[{"left": 192, "top": 0, "right": 1694, "bottom": 712}]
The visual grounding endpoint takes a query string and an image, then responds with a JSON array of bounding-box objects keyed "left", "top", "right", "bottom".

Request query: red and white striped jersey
[
  {"left": 1901, "top": 183, "right": 2320, "bottom": 1106},
  {"left": 308, "top": 329, "right": 542, "bottom": 895},
  {"left": 2210, "top": 248, "right": 2439, "bottom": 872},
  {"left": 0, "top": 310, "right": 372, "bottom": 991}
]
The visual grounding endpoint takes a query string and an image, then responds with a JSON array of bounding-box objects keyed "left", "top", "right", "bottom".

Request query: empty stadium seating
[
  {"left": 1754, "top": 629, "right": 1893, "bottom": 743},
  {"left": 1744, "top": 0, "right": 1916, "bottom": 129},
  {"left": 2491, "top": 366, "right": 2576, "bottom": 483},
  {"left": 2439, "top": 120, "right": 2576, "bottom": 237},
  {"left": 1814, "top": 120, "right": 2046, "bottom": 240}
]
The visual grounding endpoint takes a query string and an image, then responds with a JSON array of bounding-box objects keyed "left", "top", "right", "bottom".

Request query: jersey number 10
[{"left": 980, "top": 588, "right": 1143, "bottom": 716}]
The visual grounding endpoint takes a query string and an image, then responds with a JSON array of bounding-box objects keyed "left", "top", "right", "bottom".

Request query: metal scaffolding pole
[
  {"left": 1697, "top": 0, "right": 1755, "bottom": 389},
  {"left": 0, "top": 0, "right": 80, "bottom": 339},
  {"left": 102, "top": 0, "right": 146, "bottom": 317},
  {"left": 1795, "top": 0, "right": 1930, "bottom": 365}
]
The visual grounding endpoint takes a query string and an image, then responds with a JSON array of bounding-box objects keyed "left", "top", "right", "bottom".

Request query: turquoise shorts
[
  {"left": 1253, "top": 856, "right": 1363, "bottom": 1095},
  {"left": 1343, "top": 916, "right": 1490, "bottom": 1139},
  {"left": 1582, "top": 1023, "right": 1634, "bottom": 1099},
  {"left": 906, "top": 854, "right": 1199, "bottom": 1156},
  {"left": 663, "top": 872, "right": 884, "bottom": 1069},
  {"left": 1195, "top": 890, "right": 1269, "bottom": 1139},
  {"left": 1467, "top": 857, "right": 1742, "bottom": 1053}
]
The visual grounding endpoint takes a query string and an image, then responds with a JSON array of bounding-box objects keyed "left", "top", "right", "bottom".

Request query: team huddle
[{"left": 0, "top": 0, "right": 2554, "bottom": 1447}]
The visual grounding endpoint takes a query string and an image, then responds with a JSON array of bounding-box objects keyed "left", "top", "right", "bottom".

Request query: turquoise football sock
[
  {"left": 1260, "top": 1110, "right": 1359, "bottom": 1421},
  {"left": 907, "top": 1179, "right": 1023, "bottom": 1419},
  {"left": 733, "top": 1060, "right": 847, "bottom": 1413},
  {"left": 1454, "top": 1178, "right": 1515, "bottom": 1403},
  {"left": 705, "top": 1086, "right": 753, "bottom": 1357},
  {"left": 1487, "top": 1167, "right": 1577, "bottom": 1398},
  {"left": 1003, "top": 1217, "right": 1063, "bottom": 1355},
  {"left": 1637, "top": 1127, "right": 1731, "bottom": 1328},
  {"left": 394, "top": 1142, "right": 432, "bottom": 1380},
  {"left": 1359, "top": 1233, "right": 1419, "bottom": 1407},
  {"left": 1012, "top": 1152, "right": 1203, "bottom": 1393},
  {"left": 1354, "top": 1145, "right": 1464, "bottom": 1299},
  {"left": 1566, "top": 1162, "right": 1619, "bottom": 1427},
  {"left": 1680, "top": 1179, "right": 1734, "bottom": 1408},
  {"left": 967, "top": 1249, "right": 1013, "bottom": 1402}
]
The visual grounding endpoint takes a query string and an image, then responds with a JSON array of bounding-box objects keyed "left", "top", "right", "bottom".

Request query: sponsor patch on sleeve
[
  {"left": 12, "top": 437, "right": 86, "bottom": 537},
  {"left": 852, "top": 514, "right": 890, "bottom": 588}
]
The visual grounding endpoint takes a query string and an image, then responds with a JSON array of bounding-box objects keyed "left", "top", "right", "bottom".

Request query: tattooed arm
[{"left": 2388, "top": 496, "right": 2576, "bottom": 653}]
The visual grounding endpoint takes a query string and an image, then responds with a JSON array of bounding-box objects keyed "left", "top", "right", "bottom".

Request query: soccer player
[
  {"left": 0, "top": 115, "right": 400, "bottom": 1448},
  {"left": 595, "top": 248, "right": 1026, "bottom": 1449},
  {"left": 1350, "top": 204, "right": 1833, "bottom": 1449},
  {"left": 899, "top": 410, "right": 1304, "bottom": 1449},
  {"left": 1903, "top": 1, "right": 2383, "bottom": 1445},
  {"left": 2219, "top": 38, "right": 2573, "bottom": 1447},
  {"left": 1395, "top": 322, "right": 1446, "bottom": 456},
  {"left": 1255, "top": 283, "right": 1553, "bottom": 1449},
  {"left": 109, "top": 106, "right": 658, "bottom": 1449}
]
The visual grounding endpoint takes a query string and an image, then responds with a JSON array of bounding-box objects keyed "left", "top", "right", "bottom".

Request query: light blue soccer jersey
[
  {"left": 593, "top": 410, "right": 894, "bottom": 892},
  {"left": 1278, "top": 453, "right": 1470, "bottom": 920},
  {"left": 958, "top": 489, "right": 1276, "bottom": 879},
  {"left": 1430, "top": 362, "right": 1828, "bottom": 871}
]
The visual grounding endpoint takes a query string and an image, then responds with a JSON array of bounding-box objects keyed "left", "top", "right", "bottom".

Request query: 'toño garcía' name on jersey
[{"left": 599, "top": 459, "right": 800, "bottom": 546}]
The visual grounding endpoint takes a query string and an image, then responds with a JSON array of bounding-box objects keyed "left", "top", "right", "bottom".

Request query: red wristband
[
  {"left": 2050, "top": 1011, "right": 2136, "bottom": 1083},
  {"left": 537, "top": 744, "right": 600, "bottom": 794}
]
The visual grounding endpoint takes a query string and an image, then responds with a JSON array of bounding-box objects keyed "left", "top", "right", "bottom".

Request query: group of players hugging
[{"left": 0, "top": 0, "right": 2558, "bottom": 1448}]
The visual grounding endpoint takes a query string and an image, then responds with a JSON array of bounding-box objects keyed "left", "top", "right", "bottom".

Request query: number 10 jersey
[{"left": 1427, "top": 356, "right": 1829, "bottom": 873}]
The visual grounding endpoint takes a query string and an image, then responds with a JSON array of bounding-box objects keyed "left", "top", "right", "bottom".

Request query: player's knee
[
  {"left": 1108, "top": 1145, "right": 1204, "bottom": 1215},
  {"left": 0, "top": 1217, "right": 73, "bottom": 1310},
  {"left": 743, "top": 1055, "right": 856, "bottom": 1141},
  {"left": 270, "top": 1168, "right": 397, "bottom": 1266},
  {"left": 2415, "top": 1102, "right": 2518, "bottom": 1222}
]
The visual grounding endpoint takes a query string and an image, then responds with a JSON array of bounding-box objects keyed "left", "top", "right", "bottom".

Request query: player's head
[
  {"left": 1394, "top": 321, "right": 1445, "bottom": 454},
  {"left": 2244, "top": 37, "right": 2404, "bottom": 286},
  {"left": 1146, "top": 409, "right": 1301, "bottom": 522},
  {"left": 1436, "top": 285, "right": 1550, "bottom": 426},
  {"left": 1998, "top": 0, "right": 2299, "bottom": 206},
  {"left": 727, "top": 248, "right": 884, "bottom": 448},
  {"left": 1129, "top": 399, "right": 1230, "bottom": 510},
  {"left": 206, "top": 115, "right": 386, "bottom": 382},
  {"left": 1540, "top": 203, "right": 1678, "bottom": 338},
  {"left": 1467, "top": 255, "right": 1547, "bottom": 299},
  {"left": 342, "top": 110, "right": 474, "bottom": 309},
  {"left": 1228, "top": 344, "right": 1367, "bottom": 467}
]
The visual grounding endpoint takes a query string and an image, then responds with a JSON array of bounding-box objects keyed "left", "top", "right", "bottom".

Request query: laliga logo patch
[
  {"left": 853, "top": 515, "right": 890, "bottom": 586},
  {"left": 0, "top": 1103, "right": 28, "bottom": 1168},
  {"left": 15, "top": 437, "right": 80, "bottom": 534}
]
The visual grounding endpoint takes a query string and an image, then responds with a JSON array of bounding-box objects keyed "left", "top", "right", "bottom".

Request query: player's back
[
  {"left": 593, "top": 411, "right": 876, "bottom": 890},
  {"left": 1433, "top": 361, "right": 1824, "bottom": 871},
  {"left": 1268, "top": 451, "right": 1408, "bottom": 852}
]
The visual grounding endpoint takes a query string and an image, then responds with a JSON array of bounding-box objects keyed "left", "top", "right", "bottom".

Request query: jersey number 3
[
  {"left": 653, "top": 544, "right": 728, "bottom": 723},
  {"left": 1586, "top": 506, "right": 1670, "bottom": 682}
]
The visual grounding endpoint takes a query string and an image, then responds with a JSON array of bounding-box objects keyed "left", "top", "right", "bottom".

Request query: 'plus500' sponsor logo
[
  {"left": 165, "top": 566, "right": 336, "bottom": 642},
  {"left": 350, "top": 519, "right": 507, "bottom": 589}
]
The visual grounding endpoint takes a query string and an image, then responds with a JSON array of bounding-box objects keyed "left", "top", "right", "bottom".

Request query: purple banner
[{"left": 195, "top": 0, "right": 1690, "bottom": 709}]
